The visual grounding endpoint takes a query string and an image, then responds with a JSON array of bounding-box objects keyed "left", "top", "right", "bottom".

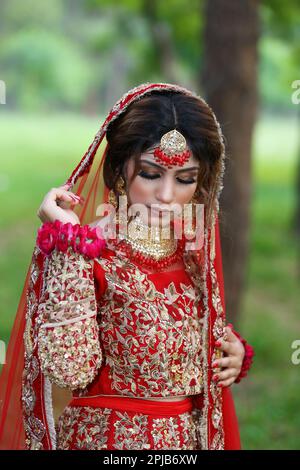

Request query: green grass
[{"left": 0, "top": 110, "right": 299, "bottom": 449}]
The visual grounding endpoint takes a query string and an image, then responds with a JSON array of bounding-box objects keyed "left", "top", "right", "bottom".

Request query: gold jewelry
[
  {"left": 108, "top": 175, "right": 126, "bottom": 208},
  {"left": 184, "top": 192, "right": 200, "bottom": 238},
  {"left": 125, "top": 215, "right": 177, "bottom": 261},
  {"left": 153, "top": 129, "right": 191, "bottom": 168},
  {"left": 115, "top": 215, "right": 185, "bottom": 271}
]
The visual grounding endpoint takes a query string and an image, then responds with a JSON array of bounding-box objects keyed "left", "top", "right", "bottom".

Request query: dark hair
[{"left": 104, "top": 90, "right": 224, "bottom": 219}]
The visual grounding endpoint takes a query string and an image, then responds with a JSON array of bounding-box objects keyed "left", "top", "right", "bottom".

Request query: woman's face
[{"left": 124, "top": 144, "right": 200, "bottom": 227}]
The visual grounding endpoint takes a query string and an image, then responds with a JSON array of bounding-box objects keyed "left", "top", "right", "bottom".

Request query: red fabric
[
  {"left": 74, "top": 264, "right": 197, "bottom": 399},
  {"left": 69, "top": 395, "right": 194, "bottom": 416},
  {"left": 222, "top": 386, "right": 241, "bottom": 450},
  {"left": 76, "top": 217, "right": 243, "bottom": 449},
  {"left": 213, "top": 217, "right": 241, "bottom": 450},
  {"left": 56, "top": 395, "right": 199, "bottom": 450},
  {"left": 0, "top": 249, "right": 50, "bottom": 449}
]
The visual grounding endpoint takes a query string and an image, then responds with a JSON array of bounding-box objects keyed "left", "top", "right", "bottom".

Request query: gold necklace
[{"left": 114, "top": 214, "right": 185, "bottom": 270}]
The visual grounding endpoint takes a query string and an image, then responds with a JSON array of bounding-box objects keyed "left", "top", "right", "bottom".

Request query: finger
[
  {"left": 57, "top": 198, "right": 79, "bottom": 209},
  {"left": 50, "top": 189, "right": 81, "bottom": 203},
  {"left": 212, "top": 356, "right": 232, "bottom": 369},
  {"left": 218, "top": 377, "right": 235, "bottom": 388},
  {"left": 56, "top": 196, "right": 81, "bottom": 211},
  {"left": 60, "top": 183, "right": 72, "bottom": 189},
  {"left": 56, "top": 194, "right": 78, "bottom": 205},
  {"left": 57, "top": 188, "right": 84, "bottom": 203},
  {"left": 215, "top": 337, "right": 230, "bottom": 354},
  {"left": 222, "top": 326, "right": 238, "bottom": 343},
  {"left": 56, "top": 200, "right": 69, "bottom": 209},
  {"left": 212, "top": 369, "right": 237, "bottom": 382},
  {"left": 215, "top": 326, "right": 238, "bottom": 351},
  {"left": 215, "top": 329, "right": 230, "bottom": 349},
  {"left": 213, "top": 368, "right": 237, "bottom": 382}
]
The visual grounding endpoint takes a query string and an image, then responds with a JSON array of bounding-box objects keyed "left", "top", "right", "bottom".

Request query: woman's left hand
[{"left": 212, "top": 326, "right": 245, "bottom": 387}]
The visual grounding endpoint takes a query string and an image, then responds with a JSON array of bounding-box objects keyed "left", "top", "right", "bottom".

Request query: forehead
[{"left": 141, "top": 144, "right": 199, "bottom": 171}]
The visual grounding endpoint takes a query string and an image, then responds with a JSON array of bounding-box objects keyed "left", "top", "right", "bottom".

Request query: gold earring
[
  {"left": 185, "top": 192, "right": 200, "bottom": 238},
  {"left": 108, "top": 175, "right": 126, "bottom": 208}
]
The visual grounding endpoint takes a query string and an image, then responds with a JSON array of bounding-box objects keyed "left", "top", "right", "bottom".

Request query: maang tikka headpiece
[{"left": 153, "top": 129, "right": 191, "bottom": 168}]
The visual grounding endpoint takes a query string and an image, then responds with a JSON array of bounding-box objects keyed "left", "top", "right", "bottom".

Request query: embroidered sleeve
[
  {"left": 36, "top": 220, "right": 106, "bottom": 390},
  {"left": 228, "top": 324, "right": 255, "bottom": 384}
]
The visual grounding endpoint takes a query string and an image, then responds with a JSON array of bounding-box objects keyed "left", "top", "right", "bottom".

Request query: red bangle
[
  {"left": 228, "top": 324, "right": 255, "bottom": 384},
  {"left": 37, "top": 219, "right": 106, "bottom": 259}
]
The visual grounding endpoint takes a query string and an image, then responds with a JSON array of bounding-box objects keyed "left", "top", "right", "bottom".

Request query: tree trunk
[{"left": 201, "top": 0, "right": 260, "bottom": 325}]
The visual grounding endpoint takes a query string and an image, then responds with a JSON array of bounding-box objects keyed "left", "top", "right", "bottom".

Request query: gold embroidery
[
  {"left": 152, "top": 413, "right": 198, "bottom": 449},
  {"left": 210, "top": 219, "right": 225, "bottom": 449},
  {"left": 113, "top": 411, "right": 150, "bottom": 449},
  {"left": 95, "top": 254, "right": 204, "bottom": 398},
  {"left": 38, "top": 249, "right": 98, "bottom": 325},
  {"left": 56, "top": 405, "right": 200, "bottom": 450},
  {"left": 37, "top": 247, "right": 102, "bottom": 390},
  {"left": 38, "top": 317, "right": 102, "bottom": 390},
  {"left": 186, "top": 219, "right": 226, "bottom": 450},
  {"left": 56, "top": 406, "right": 111, "bottom": 450},
  {"left": 180, "top": 411, "right": 199, "bottom": 449},
  {"left": 22, "top": 247, "right": 46, "bottom": 450}
]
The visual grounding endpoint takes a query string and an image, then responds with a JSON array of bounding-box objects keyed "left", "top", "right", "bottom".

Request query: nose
[{"left": 156, "top": 175, "right": 175, "bottom": 204}]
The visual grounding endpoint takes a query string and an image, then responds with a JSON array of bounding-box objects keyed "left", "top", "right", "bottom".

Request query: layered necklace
[{"left": 114, "top": 214, "right": 185, "bottom": 272}]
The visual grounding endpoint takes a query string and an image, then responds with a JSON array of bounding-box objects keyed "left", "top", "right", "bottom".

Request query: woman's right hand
[{"left": 37, "top": 184, "right": 82, "bottom": 225}]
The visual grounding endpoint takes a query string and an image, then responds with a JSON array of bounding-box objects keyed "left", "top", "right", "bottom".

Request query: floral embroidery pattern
[
  {"left": 95, "top": 254, "right": 204, "bottom": 398},
  {"left": 113, "top": 411, "right": 150, "bottom": 449},
  {"left": 56, "top": 406, "right": 111, "bottom": 450},
  {"left": 182, "top": 223, "right": 226, "bottom": 450},
  {"left": 38, "top": 317, "right": 102, "bottom": 390},
  {"left": 209, "top": 237, "right": 226, "bottom": 449},
  {"left": 151, "top": 413, "right": 198, "bottom": 450},
  {"left": 22, "top": 248, "right": 47, "bottom": 450},
  {"left": 28, "top": 219, "right": 229, "bottom": 449},
  {"left": 37, "top": 249, "right": 98, "bottom": 325},
  {"left": 37, "top": 248, "right": 103, "bottom": 390},
  {"left": 55, "top": 405, "right": 200, "bottom": 450}
]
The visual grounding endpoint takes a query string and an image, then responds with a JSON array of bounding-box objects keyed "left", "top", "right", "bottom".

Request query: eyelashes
[{"left": 138, "top": 170, "right": 196, "bottom": 185}]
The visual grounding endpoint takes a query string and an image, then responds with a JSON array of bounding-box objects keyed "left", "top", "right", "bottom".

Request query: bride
[{"left": 0, "top": 82, "right": 254, "bottom": 450}]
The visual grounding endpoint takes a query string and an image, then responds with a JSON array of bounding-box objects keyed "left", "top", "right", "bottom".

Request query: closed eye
[{"left": 138, "top": 170, "right": 196, "bottom": 185}]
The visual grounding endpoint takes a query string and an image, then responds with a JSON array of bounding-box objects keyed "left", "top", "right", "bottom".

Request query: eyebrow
[{"left": 140, "top": 159, "right": 199, "bottom": 173}]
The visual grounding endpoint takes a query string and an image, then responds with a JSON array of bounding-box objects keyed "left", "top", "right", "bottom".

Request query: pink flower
[
  {"left": 37, "top": 221, "right": 60, "bottom": 255},
  {"left": 71, "top": 224, "right": 88, "bottom": 254},
  {"left": 76, "top": 225, "right": 106, "bottom": 259},
  {"left": 37, "top": 220, "right": 106, "bottom": 259},
  {"left": 56, "top": 222, "right": 77, "bottom": 253}
]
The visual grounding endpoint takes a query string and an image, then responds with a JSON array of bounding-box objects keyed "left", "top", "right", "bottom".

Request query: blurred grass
[{"left": 0, "top": 110, "right": 299, "bottom": 449}]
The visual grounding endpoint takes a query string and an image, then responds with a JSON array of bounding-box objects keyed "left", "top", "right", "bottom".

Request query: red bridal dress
[{"left": 24, "top": 219, "right": 254, "bottom": 451}]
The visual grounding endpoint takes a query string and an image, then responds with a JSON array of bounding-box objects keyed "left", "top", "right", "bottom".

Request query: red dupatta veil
[{"left": 0, "top": 82, "right": 241, "bottom": 450}]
